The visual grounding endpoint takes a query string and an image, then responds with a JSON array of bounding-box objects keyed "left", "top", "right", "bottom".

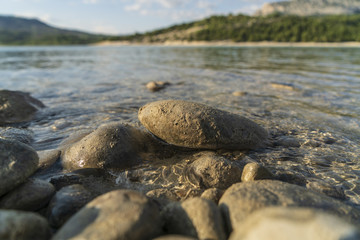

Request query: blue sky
[{"left": 0, "top": 0, "right": 283, "bottom": 35}]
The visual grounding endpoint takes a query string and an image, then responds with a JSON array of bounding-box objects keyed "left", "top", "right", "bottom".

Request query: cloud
[{"left": 82, "top": 0, "right": 99, "bottom": 4}]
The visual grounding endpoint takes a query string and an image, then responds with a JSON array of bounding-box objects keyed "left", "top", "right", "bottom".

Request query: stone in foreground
[
  {"left": 219, "top": 180, "right": 360, "bottom": 233},
  {"left": 138, "top": 100, "right": 268, "bottom": 150},
  {"left": 53, "top": 189, "right": 162, "bottom": 240},
  {"left": 229, "top": 207, "right": 360, "bottom": 240},
  {"left": 162, "top": 197, "right": 226, "bottom": 240},
  {"left": 0, "top": 210, "right": 51, "bottom": 240},
  {"left": 0, "top": 139, "right": 39, "bottom": 197},
  {"left": 62, "top": 123, "right": 166, "bottom": 170},
  {"left": 0, "top": 90, "right": 44, "bottom": 125}
]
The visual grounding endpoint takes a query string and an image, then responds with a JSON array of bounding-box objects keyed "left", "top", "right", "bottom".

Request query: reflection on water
[{"left": 0, "top": 45, "right": 359, "bottom": 204}]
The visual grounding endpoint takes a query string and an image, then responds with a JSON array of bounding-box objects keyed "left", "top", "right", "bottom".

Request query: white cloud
[{"left": 82, "top": 0, "right": 99, "bottom": 4}]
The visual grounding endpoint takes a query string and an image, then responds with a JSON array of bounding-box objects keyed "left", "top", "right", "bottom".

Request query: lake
[{"left": 0, "top": 45, "right": 359, "bottom": 205}]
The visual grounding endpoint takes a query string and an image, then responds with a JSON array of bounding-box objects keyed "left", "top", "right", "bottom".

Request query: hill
[
  {"left": 0, "top": 15, "right": 106, "bottom": 45},
  {"left": 256, "top": 0, "right": 360, "bottom": 16},
  {"left": 111, "top": 13, "right": 360, "bottom": 43}
]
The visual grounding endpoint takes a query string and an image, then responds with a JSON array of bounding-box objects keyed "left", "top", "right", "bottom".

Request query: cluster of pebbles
[{"left": 0, "top": 90, "right": 359, "bottom": 240}]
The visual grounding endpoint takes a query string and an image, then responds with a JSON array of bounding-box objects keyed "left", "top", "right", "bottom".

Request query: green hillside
[
  {"left": 114, "top": 13, "right": 360, "bottom": 43},
  {"left": 0, "top": 15, "right": 106, "bottom": 45}
]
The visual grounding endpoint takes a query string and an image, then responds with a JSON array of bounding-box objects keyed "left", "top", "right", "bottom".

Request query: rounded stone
[
  {"left": 146, "top": 81, "right": 170, "bottom": 92},
  {"left": 0, "top": 90, "right": 44, "bottom": 126},
  {"left": 241, "top": 162, "right": 274, "bottom": 182},
  {"left": 0, "top": 139, "right": 39, "bottom": 197},
  {"left": 162, "top": 197, "right": 226, "bottom": 240},
  {"left": 138, "top": 100, "right": 268, "bottom": 150},
  {"left": 0, "top": 178, "right": 55, "bottom": 211},
  {"left": 52, "top": 189, "right": 162, "bottom": 240},
  {"left": 153, "top": 235, "right": 197, "bottom": 240},
  {"left": 229, "top": 207, "right": 360, "bottom": 240},
  {"left": 219, "top": 180, "right": 360, "bottom": 233},
  {"left": 62, "top": 123, "right": 165, "bottom": 170},
  {"left": 200, "top": 188, "right": 224, "bottom": 204},
  {"left": 0, "top": 210, "right": 51, "bottom": 240},
  {"left": 186, "top": 152, "right": 242, "bottom": 189},
  {"left": 47, "top": 184, "right": 94, "bottom": 228}
]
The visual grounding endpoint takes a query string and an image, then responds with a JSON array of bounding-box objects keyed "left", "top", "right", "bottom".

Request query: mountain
[
  {"left": 256, "top": 0, "right": 360, "bottom": 16},
  {"left": 0, "top": 15, "right": 106, "bottom": 45},
  {"left": 112, "top": 13, "right": 360, "bottom": 43}
]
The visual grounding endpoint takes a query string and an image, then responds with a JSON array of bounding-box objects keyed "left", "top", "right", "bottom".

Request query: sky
[{"left": 0, "top": 0, "right": 283, "bottom": 35}]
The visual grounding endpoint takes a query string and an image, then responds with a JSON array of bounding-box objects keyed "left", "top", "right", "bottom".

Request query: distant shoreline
[{"left": 92, "top": 40, "right": 360, "bottom": 48}]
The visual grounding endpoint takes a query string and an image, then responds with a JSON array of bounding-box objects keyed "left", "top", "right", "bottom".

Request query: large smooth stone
[
  {"left": 0, "top": 139, "right": 39, "bottom": 197},
  {"left": 47, "top": 184, "right": 94, "bottom": 228},
  {"left": 0, "top": 90, "right": 44, "bottom": 125},
  {"left": 138, "top": 100, "right": 268, "bottom": 150},
  {"left": 0, "top": 210, "right": 51, "bottom": 240},
  {"left": 62, "top": 123, "right": 166, "bottom": 170},
  {"left": 162, "top": 197, "right": 226, "bottom": 240},
  {"left": 229, "top": 207, "right": 360, "bottom": 240},
  {"left": 53, "top": 189, "right": 162, "bottom": 240},
  {"left": 219, "top": 180, "right": 360, "bottom": 233},
  {"left": 186, "top": 152, "right": 242, "bottom": 189},
  {"left": 0, "top": 178, "right": 55, "bottom": 211}
]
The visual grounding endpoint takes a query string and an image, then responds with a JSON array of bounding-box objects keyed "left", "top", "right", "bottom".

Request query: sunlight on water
[{"left": 0, "top": 45, "right": 359, "bottom": 204}]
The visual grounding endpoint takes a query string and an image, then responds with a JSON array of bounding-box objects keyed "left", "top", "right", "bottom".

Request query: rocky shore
[{"left": 0, "top": 90, "right": 359, "bottom": 240}]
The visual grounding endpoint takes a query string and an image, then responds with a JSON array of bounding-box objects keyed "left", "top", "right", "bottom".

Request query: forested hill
[
  {"left": 0, "top": 15, "right": 106, "bottom": 45},
  {"left": 114, "top": 13, "right": 360, "bottom": 43}
]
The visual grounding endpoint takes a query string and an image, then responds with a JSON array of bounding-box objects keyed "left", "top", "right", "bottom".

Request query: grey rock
[
  {"left": 138, "top": 100, "right": 268, "bottom": 150},
  {"left": 146, "top": 188, "right": 179, "bottom": 202},
  {"left": 163, "top": 197, "right": 226, "bottom": 240},
  {"left": 0, "top": 178, "right": 55, "bottom": 211},
  {"left": 274, "top": 135, "right": 301, "bottom": 147},
  {"left": 0, "top": 210, "right": 51, "bottom": 240},
  {"left": 37, "top": 149, "right": 61, "bottom": 170},
  {"left": 0, "top": 139, "right": 39, "bottom": 197},
  {"left": 306, "top": 180, "right": 347, "bottom": 200},
  {"left": 229, "top": 207, "right": 360, "bottom": 240},
  {"left": 62, "top": 123, "right": 166, "bottom": 170},
  {"left": 47, "top": 184, "right": 94, "bottom": 228},
  {"left": 0, "top": 90, "right": 44, "bottom": 125},
  {"left": 53, "top": 189, "right": 162, "bottom": 240},
  {"left": 219, "top": 180, "right": 360, "bottom": 233},
  {"left": 241, "top": 162, "right": 274, "bottom": 182},
  {"left": 153, "top": 235, "right": 197, "bottom": 240},
  {"left": 187, "top": 152, "right": 242, "bottom": 189},
  {"left": 200, "top": 188, "right": 224, "bottom": 204}
]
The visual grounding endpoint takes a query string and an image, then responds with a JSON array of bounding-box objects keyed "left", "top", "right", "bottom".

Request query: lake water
[{"left": 0, "top": 45, "right": 359, "bottom": 205}]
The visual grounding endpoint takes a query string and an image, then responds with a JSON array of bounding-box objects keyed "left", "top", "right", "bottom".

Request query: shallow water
[{"left": 0, "top": 46, "right": 359, "bottom": 204}]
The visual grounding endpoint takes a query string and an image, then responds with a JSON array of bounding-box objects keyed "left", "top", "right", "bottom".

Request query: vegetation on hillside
[{"left": 113, "top": 13, "right": 360, "bottom": 43}]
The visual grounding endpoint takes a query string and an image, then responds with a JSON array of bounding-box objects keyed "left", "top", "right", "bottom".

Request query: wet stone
[
  {"left": 0, "top": 127, "right": 34, "bottom": 145},
  {"left": 62, "top": 123, "right": 167, "bottom": 171},
  {"left": 47, "top": 184, "right": 94, "bottom": 228},
  {"left": 186, "top": 152, "right": 243, "bottom": 189},
  {"left": 162, "top": 197, "right": 226, "bottom": 240},
  {"left": 241, "top": 162, "right": 274, "bottom": 182},
  {"left": 229, "top": 207, "right": 360, "bottom": 240},
  {"left": 0, "top": 139, "right": 39, "bottom": 197},
  {"left": 0, "top": 210, "right": 51, "bottom": 240},
  {"left": 53, "top": 189, "right": 162, "bottom": 240},
  {"left": 306, "top": 180, "right": 347, "bottom": 201},
  {"left": 0, "top": 90, "right": 45, "bottom": 126},
  {"left": 146, "top": 81, "right": 171, "bottom": 92},
  {"left": 153, "top": 235, "right": 197, "bottom": 240},
  {"left": 219, "top": 180, "right": 360, "bottom": 234},
  {"left": 0, "top": 178, "right": 55, "bottom": 211},
  {"left": 138, "top": 100, "right": 268, "bottom": 150}
]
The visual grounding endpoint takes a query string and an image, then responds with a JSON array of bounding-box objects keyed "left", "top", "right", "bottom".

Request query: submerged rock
[
  {"left": 229, "top": 207, "right": 360, "bottom": 240},
  {"left": 0, "top": 179, "right": 55, "bottom": 211},
  {"left": 219, "top": 180, "right": 360, "bottom": 233},
  {"left": 62, "top": 123, "right": 167, "bottom": 170},
  {"left": 47, "top": 184, "right": 94, "bottom": 228},
  {"left": 0, "top": 210, "right": 51, "bottom": 240},
  {"left": 146, "top": 81, "right": 170, "bottom": 92},
  {"left": 138, "top": 100, "right": 268, "bottom": 150},
  {"left": 0, "top": 139, "right": 39, "bottom": 197},
  {"left": 241, "top": 162, "right": 274, "bottom": 182},
  {"left": 186, "top": 152, "right": 243, "bottom": 189},
  {"left": 162, "top": 197, "right": 226, "bottom": 240},
  {"left": 53, "top": 190, "right": 162, "bottom": 240},
  {"left": 0, "top": 90, "right": 44, "bottom": 126}
]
